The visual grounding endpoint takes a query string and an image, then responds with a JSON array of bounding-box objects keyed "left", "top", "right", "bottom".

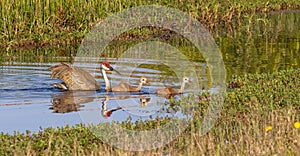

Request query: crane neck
[
  {"left": 179, "top": 81, "right": 186, "bottom": 93},
  {"left": 136, "top": 81, "right": 143, "bottom": 91},
  {"left": 101, "top": 69, "right": 110, "bottom": 91}
]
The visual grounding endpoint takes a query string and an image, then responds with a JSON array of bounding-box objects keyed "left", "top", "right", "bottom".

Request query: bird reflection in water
[
  {"left": 50, "top": 91, "right": 151, "bottom": 118},
  {"left": 140, "top": 97, "right": 151, "bottom": 107},
  {"left": 50, "top": 91, "right": 96, "bottom": 113},
  {"left": 101, "top": 95, "right": 151, "bottom": 118},
  {"left": 101, "top": 95, "right": 122, "bottom": 118}
]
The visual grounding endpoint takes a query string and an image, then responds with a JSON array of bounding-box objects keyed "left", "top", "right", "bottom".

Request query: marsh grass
[
  {"left": 1, "top": 68, "right": 299, "bottom": 155},
  {"left": 1, "top": 0, "right": 299, "bottom": 52}
]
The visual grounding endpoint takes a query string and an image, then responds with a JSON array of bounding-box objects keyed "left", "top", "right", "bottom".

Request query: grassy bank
[
  {"left": 1, "top": 0, "right": 300, "bottom": 52},
  {"left": 1, "top": 68, "right": 299, "bottom": 155}
]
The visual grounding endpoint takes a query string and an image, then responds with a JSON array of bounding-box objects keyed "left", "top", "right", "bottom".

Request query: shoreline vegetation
[
  {"left": 1, "top": 68, "right": 299, "bottom": 155},
  {"left": 1, "top": 0, "right": 300, "bottom": 52}
]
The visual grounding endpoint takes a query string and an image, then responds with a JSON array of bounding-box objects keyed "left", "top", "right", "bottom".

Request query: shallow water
[{"left": 0, "top": 60, "right": 208, "bottom": 134}]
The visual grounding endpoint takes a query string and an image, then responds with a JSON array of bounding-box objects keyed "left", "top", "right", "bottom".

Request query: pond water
[
  {"left": 0, "top": 11, "right": 299, "bottom": 134},
  {"left": 0, "top": 60, "right": 209, "bottom": 134},
  {"left": 219, "top": 11, "right": 300, "bottom": 79}
]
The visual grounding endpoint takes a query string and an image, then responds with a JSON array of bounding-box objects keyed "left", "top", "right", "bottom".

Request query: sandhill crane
[{"left": 49, "top": 62, "right": 118, "bottom": 90}]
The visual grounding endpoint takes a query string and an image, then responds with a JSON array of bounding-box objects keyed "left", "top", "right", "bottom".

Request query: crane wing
[{"left": 49, "top": 63, "right": 100, "bottom": 90}]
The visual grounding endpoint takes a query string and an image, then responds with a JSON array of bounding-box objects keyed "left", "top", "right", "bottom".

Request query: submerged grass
[
  {"left": 1, "top": 0, "right": 300, "bottom": 52},
  {"left": 1, "top": 68, "right": 299, "bottom": 155}
]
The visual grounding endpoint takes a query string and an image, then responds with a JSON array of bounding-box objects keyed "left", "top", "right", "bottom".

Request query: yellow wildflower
[
  {"left": 294, "top": 122, "right": 300, "bottom": 129},
  {"left": 265, "top": 126, "right": 273, "bottom": 132}
]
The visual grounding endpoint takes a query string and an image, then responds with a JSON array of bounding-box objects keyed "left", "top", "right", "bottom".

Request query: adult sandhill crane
[
  {"left": 156, "top": 77, "right": 190, "bottom": 97},
  {"left": 110, "top": 76, "right": 150, "bottom": 92},
  {"left": 49, "top": 62, "right": 118, "bottom": 91}
]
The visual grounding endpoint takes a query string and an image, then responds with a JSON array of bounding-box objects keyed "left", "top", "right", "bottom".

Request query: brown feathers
[
  {"left": 111, "top": 76, "right": 149, "bottom": 92},
  {"left": 49, "top": 63, "right": 100, "bottom": 90}
]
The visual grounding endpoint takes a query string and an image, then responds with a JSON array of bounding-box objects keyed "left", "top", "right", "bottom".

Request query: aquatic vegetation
[{"left": 0, "top": 68, "right": 299, "bottom": 155}]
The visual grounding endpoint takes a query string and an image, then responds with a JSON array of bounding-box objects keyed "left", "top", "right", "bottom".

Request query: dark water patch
[{"left": 216, "top": 11, "right": 300, "bottom": 79}]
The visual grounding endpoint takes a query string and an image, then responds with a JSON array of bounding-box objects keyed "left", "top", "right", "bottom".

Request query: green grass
[
  {"left": 0, "top": 0, "right": 300, "bottom": 52},
  {"left": 1, "top": 68, "right": 299, "bottom": 155}
]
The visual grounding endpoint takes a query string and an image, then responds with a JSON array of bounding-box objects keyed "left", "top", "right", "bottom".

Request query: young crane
[
  {"left": 156, "top": 77, "right": 190, "bottom": 97},
  {"left": 109, "top": 76, "right": 150, "bottom": 92}
]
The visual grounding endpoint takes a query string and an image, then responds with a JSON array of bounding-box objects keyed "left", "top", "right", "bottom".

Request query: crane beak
[
  {"left": 102, "top": 107, "right": 122, "bottom": 118},
  {"left": 105, "top": 65, "right": 122, "bottom": 75},
  {"left": 111, "top": 67, "right": 122, "bottom": 75}
]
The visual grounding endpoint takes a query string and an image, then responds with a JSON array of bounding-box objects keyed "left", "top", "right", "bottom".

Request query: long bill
[
  {"left": 108, "top": 66, "right": 122, "bottom": 76},
  {"left": 113, "top": 68, "right": 122, "bottom": 75}
]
